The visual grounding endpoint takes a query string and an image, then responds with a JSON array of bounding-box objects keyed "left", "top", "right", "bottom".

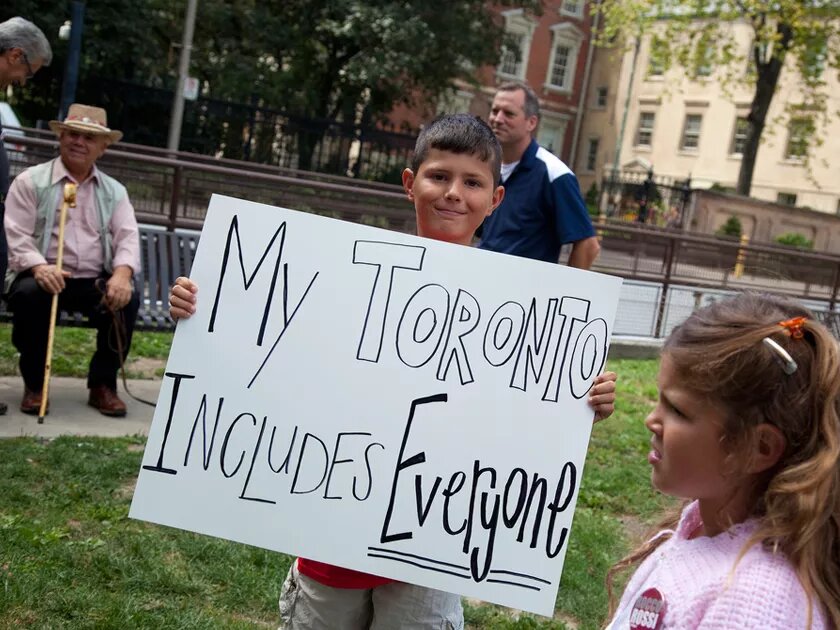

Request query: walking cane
[{"left": 38, "top": 183, "right": 77, "bottom": 424}]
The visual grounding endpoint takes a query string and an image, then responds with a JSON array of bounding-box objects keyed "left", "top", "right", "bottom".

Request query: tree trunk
[{"left": 736, "top": 23, "right": 793, "bottom": 196}]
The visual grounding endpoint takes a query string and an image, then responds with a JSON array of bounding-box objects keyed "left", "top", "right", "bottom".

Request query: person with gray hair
[
  {"left": 0, "top": 16, "right": 51, "bottom": 416},
  {"left": 0, "top": 16, "right": 52, "bottom": 90}
]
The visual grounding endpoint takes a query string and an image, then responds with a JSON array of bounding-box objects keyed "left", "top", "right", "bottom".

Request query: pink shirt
[
  {"left": 607, "top": 501, "right": 826, "bottom": 629},
  {"left": 5, "top": 158, "right": 141, "bottom": 278}
]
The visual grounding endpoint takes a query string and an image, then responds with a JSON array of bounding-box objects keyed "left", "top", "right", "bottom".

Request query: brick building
[{"left": 401, "top": 1, "right": 597, "bottom": 166}]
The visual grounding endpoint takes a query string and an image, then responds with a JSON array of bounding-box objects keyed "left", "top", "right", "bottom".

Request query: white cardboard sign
[{"left": 130, "top": 194, "right": 623, "bottom": 616}]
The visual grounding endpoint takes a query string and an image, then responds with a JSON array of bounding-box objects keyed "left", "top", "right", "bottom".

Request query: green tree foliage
[
  {"left": 1, "top": 1, "right": 179, "bottom": 124},
  {"left": 716, "top": 215, "right": 743, "bottom": 238},
  {"left": 3, "top": 1, "right": 538, "bottom": 142},
  {"left": 594, "top": 1, "right": 840, "bottom": 196},
  {"left": 775, "top": 232, "right": 814, "bottom": 249}
]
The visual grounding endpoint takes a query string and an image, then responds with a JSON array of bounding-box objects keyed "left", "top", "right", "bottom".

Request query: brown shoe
[
  {"left": 21, "top": 388, "right": 46, "bottom": 415},
  {"left": 88, "top": 385, "right": 127, "bottom": 417}
]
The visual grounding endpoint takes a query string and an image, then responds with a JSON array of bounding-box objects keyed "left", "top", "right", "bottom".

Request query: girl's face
[{"left": 645, "top": 354, "right": 748, "bottom": 530}]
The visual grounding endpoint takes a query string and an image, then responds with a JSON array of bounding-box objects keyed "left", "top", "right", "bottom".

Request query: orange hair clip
[{"left": 778, "top": 316, "right": 807, "bottom": 339}]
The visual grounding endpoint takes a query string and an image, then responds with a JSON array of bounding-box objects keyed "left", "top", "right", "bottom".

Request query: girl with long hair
[{"left": 606, "top": 293, "right": 839, "bottom": 629}]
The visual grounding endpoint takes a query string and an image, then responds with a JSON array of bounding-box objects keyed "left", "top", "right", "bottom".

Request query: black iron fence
[
  {"left": 75, "top": 78, "right": 418, "bottom": 184},
  {"left": 8, "top": 135, "right": 413, "bottom": 233},
  {"left": 8, "top": 134, "right": 840, "bottom": 339},
  {"left": 600, "top": 168, "right": 692, "bottom": 229}
]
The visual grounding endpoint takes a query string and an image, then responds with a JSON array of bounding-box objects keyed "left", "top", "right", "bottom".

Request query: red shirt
[{"left": 297, "top": 558, "right": 394, "bottom": 589}]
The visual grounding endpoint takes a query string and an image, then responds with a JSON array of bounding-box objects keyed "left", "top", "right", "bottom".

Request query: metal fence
[
  {"left": 9, "top": 134, "right": 840, "bottom": 339},
  {"left": 8, "top": 135, "right": 414, "bottom": 233},
  {"left": 81, "top": 79, "right": 417, "bottom": 183},
  {"left": 600, "top": 168, "right": 692, "bottom": 229},
  {"left": 593, "top": 221, "right": 840, "bottom": 337}
]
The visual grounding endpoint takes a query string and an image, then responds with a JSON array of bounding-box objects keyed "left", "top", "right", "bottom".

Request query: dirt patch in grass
[
  {"left": 125, "top": 357, "right": 166, "bottom": 379},
  {"left": 228, "top": 613, "right": 274, "bottom": 628},
  {"left": 553, "top": 611, "right": 579, "bottom": 628},
  {"left": 618, "top": 513, "right": 652, "bottom": 547},
  {"left": 115, "top": 478, "right": 137, "bottom": 501}
]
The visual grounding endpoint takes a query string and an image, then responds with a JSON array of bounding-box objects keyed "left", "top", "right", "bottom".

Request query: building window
[
  {"left": 497, "top": 10, "right": 537, "bottom": 81},
  {"left": 784, "top": 117, "right": 813, "bottom": 160},
  {"left": 586, "top": 137, "right": 600, "bottom": 172},
  {"left": 648, "top": 36, "right": 668, "bottom": 76},
  {"left": 680, "top": 114, "right": 703, "bottom": 151},
  {"left": 437, "top": 89, "right": 474, "bottom": 116},
  {"left": 730, "top": 117, "right": 749, "bottom": 155},
  {"left": 560, "top": 0, "right": 583, "bottom": 18},
  {"left": 803, "top": 37, "right": 827, "bottom": 78},
  {"left": 777, "top": 192, "right": 797, "bottom": 206},
  {"left": 545, "top": 24, "right": 583, "bottom": 93},
  {"left": 595, "top": 86, "right": 608, "bottom": 108},
  {"left": 500, "top": 35, "right": 524, "bottom": 76},
  {"left": 694, "top": 35, "right": 714, "bottom": 77},
  {"left": 635, "top": 112, "right": 655, "bottom": 146},
  {"left": 537, "top": 114, "right": 569, "bottom": 158},
  {"left": 551, "top": 45, "right": 572, "bottom": 87}
]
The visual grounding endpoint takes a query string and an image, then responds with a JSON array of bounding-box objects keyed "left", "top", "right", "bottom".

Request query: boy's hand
[
  {"left": 589, "top": 371, "right": 617, "bottom": 423},
  {"left": 169, "top": 276, "right": 198, "bottom": 321}
]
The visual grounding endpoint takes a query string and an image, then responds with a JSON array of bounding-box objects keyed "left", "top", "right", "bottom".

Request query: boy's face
[{"left": 403, "top": 149, "right": 504, "bottom": 246}]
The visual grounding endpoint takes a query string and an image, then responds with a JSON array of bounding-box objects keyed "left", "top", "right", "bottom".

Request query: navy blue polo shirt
[{"left": 478, "top": 139, "right": 595, "bottom": 263}]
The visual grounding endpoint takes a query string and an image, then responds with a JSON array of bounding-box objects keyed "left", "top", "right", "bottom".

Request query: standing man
[
  {"left": 0, "top": 17, "right": 52, "bottom": 416},
  {"left": 479, "top": 81, "right": 600, "bottom": 269},
  {"left": 4, "top": 104, "right": 141, "bottom": 417}
]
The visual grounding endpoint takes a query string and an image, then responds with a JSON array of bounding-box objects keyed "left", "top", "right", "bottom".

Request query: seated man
[{"left": 4, "top": 103, "right": 140, "bottom": 416}]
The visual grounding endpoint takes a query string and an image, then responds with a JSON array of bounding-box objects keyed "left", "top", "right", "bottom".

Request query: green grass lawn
[
  {"left": 0, "top": 323, "right": 173, "bottom": 380},
  {"left": 0, "top": 357, "right": 670, "bottom": 629}
]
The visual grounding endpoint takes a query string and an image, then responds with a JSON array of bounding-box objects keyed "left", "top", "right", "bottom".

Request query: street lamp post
[
  {"left": 167, "top": 0, "right": 198, "bottom": 152},
  {"left": 58, "top": 1, "right": 85, "bottom": 121}
]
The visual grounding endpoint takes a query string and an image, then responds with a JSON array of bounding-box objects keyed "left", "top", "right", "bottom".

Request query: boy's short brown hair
[{"left": 411, "top": 114, "right": 502, "bottom": 187}]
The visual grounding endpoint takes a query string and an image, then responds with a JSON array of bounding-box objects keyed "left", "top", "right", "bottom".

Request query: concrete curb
[
  {"left": 0, "top": 376, "right": 160, "bottom": 439},
  {"left": 0, "top": 337, "right": 664, "bottom": 439},
  {"left": 608, "top": 336, "right": 664, "bottom": 360}
]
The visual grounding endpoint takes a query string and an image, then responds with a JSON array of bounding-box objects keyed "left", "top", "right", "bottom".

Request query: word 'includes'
[{"left": 143, "top": 373, "right": 385, "bottom": 505}]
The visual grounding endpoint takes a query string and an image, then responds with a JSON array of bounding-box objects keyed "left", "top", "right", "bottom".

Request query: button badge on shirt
[{"left": 628, "top": 587, "right": 666, "bottom": 630}]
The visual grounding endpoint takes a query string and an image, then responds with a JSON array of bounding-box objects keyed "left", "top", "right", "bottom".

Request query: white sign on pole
[
  {"left": 130, "top": 194, "right": 623, "bottom": 616},
  {"left": 183, "top": 77, "right": 199, "bottom": 101}
]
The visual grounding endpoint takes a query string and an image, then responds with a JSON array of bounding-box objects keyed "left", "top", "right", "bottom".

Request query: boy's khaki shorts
[{"left": 278, "top": 561, "right": 464, "bottom": 630}]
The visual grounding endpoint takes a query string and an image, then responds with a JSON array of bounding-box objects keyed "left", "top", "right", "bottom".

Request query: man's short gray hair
[
  {"left": 0, "top": 17, "right": 53, "bottom": 66},
  {"left": 496, "top": 81, "right": 540, "bottom": 120}
]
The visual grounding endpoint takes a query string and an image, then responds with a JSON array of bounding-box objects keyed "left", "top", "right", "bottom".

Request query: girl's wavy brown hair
[{"left": 606, "top": 293, "right": 840, "bottom": 627}]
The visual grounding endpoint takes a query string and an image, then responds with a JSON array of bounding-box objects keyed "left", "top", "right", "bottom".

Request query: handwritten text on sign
[{"left": 129, "top": 194, "right": 622, "bottom": 616}]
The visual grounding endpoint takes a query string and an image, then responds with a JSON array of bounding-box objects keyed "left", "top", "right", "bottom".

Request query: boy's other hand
[
  {"left": 589, "top": 371, "right": 617, "bottom": 423},
  {"left": 169, "top": 276, "right": 198, "bottom": 321}
]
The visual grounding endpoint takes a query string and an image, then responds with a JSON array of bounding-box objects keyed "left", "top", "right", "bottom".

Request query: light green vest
[{"left": 6, "top": 159, "right": 126, "bottom": 291}]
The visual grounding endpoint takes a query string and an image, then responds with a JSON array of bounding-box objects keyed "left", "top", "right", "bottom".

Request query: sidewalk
[
  {"left": 0, "top": 337, "right": 662, "bottom": 439},
  {"left": 0, "top": 376, "right": 161, "bottom": 438}
]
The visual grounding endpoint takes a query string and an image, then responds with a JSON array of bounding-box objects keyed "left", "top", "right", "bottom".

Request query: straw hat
[{"left": 48, "top": 103, "right": 123, "bottom": 143}]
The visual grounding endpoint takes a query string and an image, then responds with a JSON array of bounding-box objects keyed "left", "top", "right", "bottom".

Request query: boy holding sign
[{"left": 169, "top": 114, "right": 617, "bottom": 629}]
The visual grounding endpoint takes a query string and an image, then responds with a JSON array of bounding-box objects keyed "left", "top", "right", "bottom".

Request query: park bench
[
  {"left": 134, "top": 227, "right": 200, "bottom": 330},
  {"left": 0, "top": 226, "right": 199, "bottom": 332}
]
